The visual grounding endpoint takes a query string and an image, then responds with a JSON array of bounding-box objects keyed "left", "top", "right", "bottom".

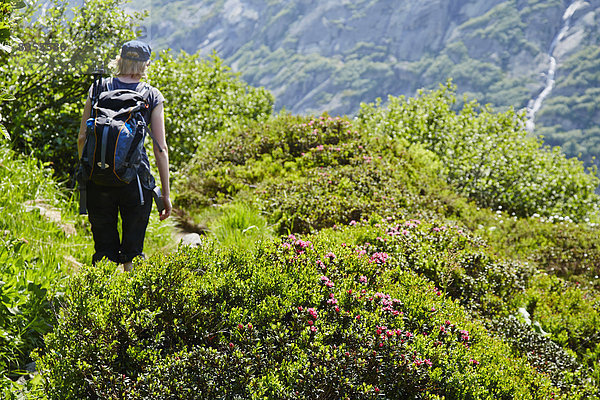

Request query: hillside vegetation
[
  {"left": 125, "top": 0, "right": 600, "bottom": 176},
  {"left": 1, "top": 0, "right": 600, "bottom": 398}
]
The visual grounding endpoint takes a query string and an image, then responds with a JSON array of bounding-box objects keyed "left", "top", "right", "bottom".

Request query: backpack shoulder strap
[
  {"left": 135, "top": 82, "right": 152, "bottom": 103},
  {"left": 106, "top": 77, "right": 114, "bottom": 92},
  {"left": 134, "top": 82, "right": 164, "bottom": 153}
]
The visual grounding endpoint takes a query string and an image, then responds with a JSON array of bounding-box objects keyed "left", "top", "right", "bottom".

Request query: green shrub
[
  {"left": 0, "top": 0, "right": 139, "bottom": 179},
  {"left": 146, "top": 51, "right": 274, "bottom": 168},
  {"left": 0, "top": 145, "right": 92, "bottom": 391},
  {"left": 176, "top": 112, "right": 451, "bottom": 234},
  {"left": 448, "top": 204, "right": 600, "bottom": 286},
  {"left": 356, "top": 83, "right": 600, "bottom": 222},
  {"left": 35, "top": 225, "right": 565, "bottom": 399},
  {"left": 494, "top": 316, "right": 591, "bottom": 393},
  {"left": 515, "top": 274, "right": 600, "bottom": 387}
]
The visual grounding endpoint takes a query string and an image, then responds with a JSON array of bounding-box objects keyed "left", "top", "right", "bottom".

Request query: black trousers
[{"left": 86, "top": 179, "right": 153, "bottom": 264}]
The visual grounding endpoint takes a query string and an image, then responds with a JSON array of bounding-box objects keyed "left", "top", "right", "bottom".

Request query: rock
[{"left": 179, "top": 232, "right": 203, "bottom": 247}]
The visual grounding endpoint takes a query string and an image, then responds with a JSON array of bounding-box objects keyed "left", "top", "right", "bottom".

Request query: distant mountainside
[{"left": 125, "top": 0, "right": 600, "bottom": 171}]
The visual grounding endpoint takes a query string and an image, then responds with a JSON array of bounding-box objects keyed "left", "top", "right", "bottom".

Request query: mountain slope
[{"left": 126, "top": 0, "right": 600, "bottom": 172}]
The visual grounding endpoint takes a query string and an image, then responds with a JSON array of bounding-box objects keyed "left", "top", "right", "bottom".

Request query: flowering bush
[
  {"left": 35, "top": 220, "right": 589, "bottom": 399},
  {"left": 177, "top": 112, "right": 448, "bottom": 234}
]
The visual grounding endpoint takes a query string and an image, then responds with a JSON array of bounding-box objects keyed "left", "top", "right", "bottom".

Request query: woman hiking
[{"left": 77, "top": 40, "right": 172, "bottom": 271}]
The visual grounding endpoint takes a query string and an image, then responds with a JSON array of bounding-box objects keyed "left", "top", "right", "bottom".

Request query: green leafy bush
[
  {"left": 0, "top": 0, "right": 23, "bottom": 141},
  {"left": 146, "top": 51, "right": 274, "bottom": 167},
  {"left": 515, "top": 274, "right": 600, "bottom": 387},
  {"left": 494, "top": 316, "right": 589, "bottom": 392},
  {"left": 0, "top": 145, "right": 92, "bottom": 392},
  {"left": 357, "top": 83, "right": 599, "bottom": 222},
  {"left": 177, "top": 112, "right": 451, "bottom": 234},
  {"left": 35, "top": 225, "right": 567, "bottom": 399},
  {"left": 0, "top": 0, "right": 139, "bottom": 178}
]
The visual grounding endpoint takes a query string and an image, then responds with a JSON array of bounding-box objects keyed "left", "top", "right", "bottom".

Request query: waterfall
[{"left": 525, "top": 0, "right": 587, "bottom": 132}]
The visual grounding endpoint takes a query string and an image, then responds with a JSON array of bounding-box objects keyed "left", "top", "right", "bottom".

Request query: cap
[{"left": 120, "top": 40, "right": 151, "bottom": 62}]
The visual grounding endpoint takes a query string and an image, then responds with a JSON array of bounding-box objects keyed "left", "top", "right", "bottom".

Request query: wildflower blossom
[
  {"left": 320, "top": 275, "right": 334, "bottom": 288},
  {"left": 370, "top": 252, "right": 389, "bottom": 264}
]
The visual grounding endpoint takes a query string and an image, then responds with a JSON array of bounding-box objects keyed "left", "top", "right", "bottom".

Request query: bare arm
[
  {"left": 78, "top": 98, "right": 92, "bottom": 159},
  {"left": 150, "top": 102, "right": 172, "bottom": 220}
]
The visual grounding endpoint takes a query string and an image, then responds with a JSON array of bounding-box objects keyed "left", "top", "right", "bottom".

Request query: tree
[
  {"left": 0, "top": 0, "right": 141, "bottom": 177},
  {"left": 0, "top": 0, "right": 25, "bottom": 141}
]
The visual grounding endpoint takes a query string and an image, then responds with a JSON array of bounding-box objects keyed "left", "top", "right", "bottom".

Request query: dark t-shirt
[{"left": 87, "top": 77, "right": 165, "bottom": 190}]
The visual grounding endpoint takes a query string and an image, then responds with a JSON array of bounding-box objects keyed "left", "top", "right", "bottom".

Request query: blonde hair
[{"left": 108, "top": 52, "right": 149, "bottom": 78}]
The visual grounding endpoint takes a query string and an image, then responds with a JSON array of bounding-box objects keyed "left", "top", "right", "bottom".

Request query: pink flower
[
  {"left": 325, "top": 252, "right": 336, "bottom": 260},
  {"left": 320, "top": 275, "right": 334, "bottom": 288},
  {"left": 349, "top": 220, "right": 357, "bottom": 226},
  {"left": 370, "top": 252, "right": 389, "bottom": 264},
  {"left": 359, "top": 275, "right": 368, "bottom": 283},
  {"left": 310, "top": 326, "right": 317, "bottom": 333}
]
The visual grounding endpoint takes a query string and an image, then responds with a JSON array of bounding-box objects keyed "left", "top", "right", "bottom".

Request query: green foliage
[
  {"left": 0, "top": 143, "right": 177, "bottom": 395},
  {"left": 0, "top": 145, "right": 93, "bottom": 392},
  {"left": 464, "top": 211, "right": 600, "bottom": 285},
  {"left": 203, "top": 202, "right": 275, "bottom": 250},
  {"left": 0, "top": 0, "right": 140, "bottom": 178},
  {"left": 177, "top": 112, "right": 454, "bottom": 235},
  {"left": 516, "top": 274, "right": 600, "bottom": 384},
  {"left": 145, "top": 50, "right": 274, "bottom": 168},
  {"left": 0, "top": 0, "right": 25, "bottom": 142},
  {"left": 357, "top": 83, "right": 600, "bottom": 222},
  {"left": 35, "top": 223, "right": 571, "bottom": 399},
  {"left": 494, "top": 316, "right": 589, "bottom": 393}
]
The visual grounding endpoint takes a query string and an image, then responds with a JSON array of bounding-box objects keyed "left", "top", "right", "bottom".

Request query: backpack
[{"left": 80, "top": 78, "right": 151, "bottom": 187}]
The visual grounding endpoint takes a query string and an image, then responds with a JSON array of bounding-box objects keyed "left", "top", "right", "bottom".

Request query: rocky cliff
[{"left": 126, "top": 0, "right": 600, "bottom": 168}]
